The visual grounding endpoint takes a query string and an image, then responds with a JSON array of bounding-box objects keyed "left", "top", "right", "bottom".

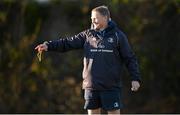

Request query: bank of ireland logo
[{"left": 107, "top": 37, "right": 114, "bottom": 43}]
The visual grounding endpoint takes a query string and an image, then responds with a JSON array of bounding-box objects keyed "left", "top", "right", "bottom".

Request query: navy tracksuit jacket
[{"left": 46, "top": 21, "right": 141, "bottom": 90}]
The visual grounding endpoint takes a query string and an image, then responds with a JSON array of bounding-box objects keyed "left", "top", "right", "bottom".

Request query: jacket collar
[{"left": 91, "top": 20, "right": 117, "bottom": 34}]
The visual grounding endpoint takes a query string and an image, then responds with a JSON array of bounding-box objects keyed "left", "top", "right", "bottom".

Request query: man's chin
[{"left": 94, "top": 26, "right": 100, "bottom": 30}]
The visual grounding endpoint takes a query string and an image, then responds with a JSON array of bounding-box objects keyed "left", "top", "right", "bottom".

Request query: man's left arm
[{"left": 117, "top": 31, "right": 141, "bottom": 91}]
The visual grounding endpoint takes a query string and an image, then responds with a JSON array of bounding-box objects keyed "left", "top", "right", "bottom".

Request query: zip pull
[{"left": 97, "top": 34, "right": 103, "bottom": 40}]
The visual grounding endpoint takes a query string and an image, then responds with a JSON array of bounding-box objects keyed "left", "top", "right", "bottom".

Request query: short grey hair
[{"left": 92, "top": 5, "right": 110, "bottom": 20}]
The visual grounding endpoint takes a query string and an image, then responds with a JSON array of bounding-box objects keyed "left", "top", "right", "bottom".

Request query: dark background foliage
[{"left": 0, "top": 0, "right": 180, "bottom": 114}]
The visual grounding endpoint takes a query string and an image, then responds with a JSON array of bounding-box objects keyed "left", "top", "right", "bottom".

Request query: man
[{"left": 35, "top": 5, "right": 141, "bottom": 114}]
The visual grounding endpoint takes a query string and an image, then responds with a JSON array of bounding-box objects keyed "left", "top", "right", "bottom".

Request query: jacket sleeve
[
  {"left": 117, "top": 31, "right": 141, "bottom": 83},
  {"left": 46, "top": 31, "right": 86, "bottom": 52}
]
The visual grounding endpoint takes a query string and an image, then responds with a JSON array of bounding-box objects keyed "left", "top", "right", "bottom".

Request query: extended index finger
[{"left": 35, "top": 46, "right": 39, "bottom": 50}]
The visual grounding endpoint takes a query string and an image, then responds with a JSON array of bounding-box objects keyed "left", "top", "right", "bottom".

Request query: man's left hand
[{"left": 131, "top": 81, "right": 140, "bottom": 92}]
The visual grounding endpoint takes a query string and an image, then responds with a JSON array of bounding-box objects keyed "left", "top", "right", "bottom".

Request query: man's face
[{"left": 91, "top": 11, "right": 108, "bottom": 30}]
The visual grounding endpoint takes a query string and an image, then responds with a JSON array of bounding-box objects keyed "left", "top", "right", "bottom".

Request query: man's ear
[{"left": 106, "top": 16, "right": 111, "bottom": 21}]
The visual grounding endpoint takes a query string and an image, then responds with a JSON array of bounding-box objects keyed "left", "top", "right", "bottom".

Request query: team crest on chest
[{"left": 107, "top": 37, "right": 114, "bottom": 43}]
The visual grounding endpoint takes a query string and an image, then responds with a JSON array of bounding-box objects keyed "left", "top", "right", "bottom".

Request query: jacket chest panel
[{"left": 86, "top": 33, "right": 118, "bottom": 50}]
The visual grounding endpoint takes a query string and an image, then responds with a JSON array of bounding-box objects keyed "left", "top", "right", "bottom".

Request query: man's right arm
[
  {"left": 35, "top": 31, "right": 86, "bottom": 52},
  {"left": 47, "top": 31, "right": 86, "bottom": 52}
]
